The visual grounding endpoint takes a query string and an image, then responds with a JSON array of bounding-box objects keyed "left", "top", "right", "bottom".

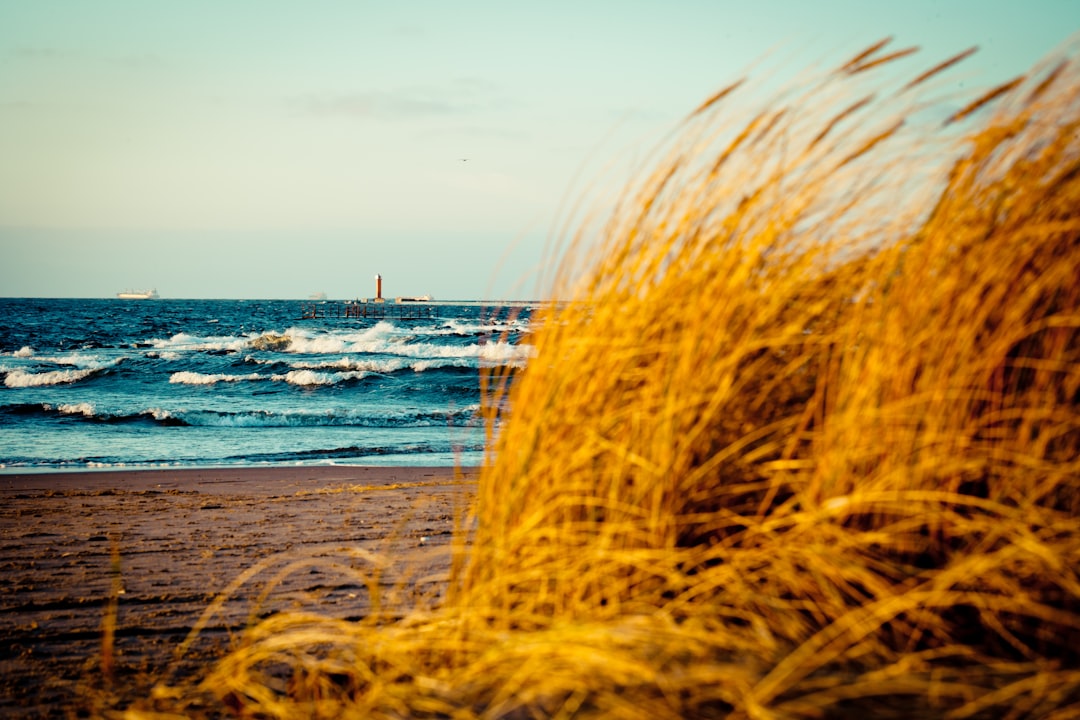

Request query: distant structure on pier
[
  {"left": 357, "top": 274, "right": 433, "bottom": 304},
  {"left": 299, "top": 273, "right": 436, "bottom": 320}
]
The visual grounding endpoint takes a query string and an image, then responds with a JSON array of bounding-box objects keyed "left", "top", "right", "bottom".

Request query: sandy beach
[{"left": 0, "top": 465, "right": 478, "bottom": 718}]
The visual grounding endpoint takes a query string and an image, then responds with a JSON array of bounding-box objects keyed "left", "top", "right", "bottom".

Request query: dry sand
[{"left": 0, "top": 465, "right": 478, "bottom": 718}]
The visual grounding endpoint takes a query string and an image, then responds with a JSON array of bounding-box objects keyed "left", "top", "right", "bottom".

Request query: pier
[
  {"left": 300, "top": 273, "right": 438, "bottom": 321},
  {"left": 297, "top": 274, "right": 542, "bottom": 321},
  {"left": 299, "top": 300, "right": 437, "bottom": 321}
]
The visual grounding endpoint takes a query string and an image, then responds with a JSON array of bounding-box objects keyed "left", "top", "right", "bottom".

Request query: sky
[{"left": 1, "top": 1, "right": 1077, "bottom": 300}]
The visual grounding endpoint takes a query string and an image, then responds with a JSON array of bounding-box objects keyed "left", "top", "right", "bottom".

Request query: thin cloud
[
  {"left": 109, "top": 53, "right": 168, "bottom": 71},
  {"left": 11, "top": 46, "right": 168, "bottom": 71},
  {"left": 290, "top": 78, "right": 511, "bottom": 121},
  {"left": 295, "top": 90, "right": 459, "bottom": 118},
  {"left": 418, "top": 124, "right": 529, "bottom": 142},
  {"left": 11, "top": 46, "right": 65, "bottom": 60},
  {"left": 0, "top": 100, "right": 37, "bottom": 112}
]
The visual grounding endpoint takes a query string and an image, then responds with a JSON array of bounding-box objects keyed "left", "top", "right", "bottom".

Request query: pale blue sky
[{"left": 1, "top": 1, "right": 1076, "bottom": 300}]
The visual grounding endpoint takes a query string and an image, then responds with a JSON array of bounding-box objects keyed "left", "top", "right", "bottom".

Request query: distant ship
[{"left": 116, "top": 289, "right": 160, "bottom": 300}]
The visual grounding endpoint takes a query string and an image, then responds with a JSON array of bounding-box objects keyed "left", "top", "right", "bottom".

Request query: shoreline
[
  {"left": 0, "top": 460, "right": 482, "bottom": 477},
  {"left": 0, "top": 463, "right": 480, "bottom": 484},
  {"left": 0, "top": 464, "right": 479, "bottom": 717}
]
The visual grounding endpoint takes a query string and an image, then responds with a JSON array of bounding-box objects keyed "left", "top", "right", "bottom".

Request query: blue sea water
[{"left": 0, "top": 298, "right": 534, "bottom": 471}]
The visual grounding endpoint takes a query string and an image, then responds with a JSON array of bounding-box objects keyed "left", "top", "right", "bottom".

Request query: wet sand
[{"left": 0, "top": 465, "right": 478, "bottom": 718}]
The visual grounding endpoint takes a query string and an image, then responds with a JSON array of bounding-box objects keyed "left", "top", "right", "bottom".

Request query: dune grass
[{"left": 130, "top": 39, "right": 1080, "bottom": 718}]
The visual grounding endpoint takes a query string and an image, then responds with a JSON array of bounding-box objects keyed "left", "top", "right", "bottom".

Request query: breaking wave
[
  {"left": 57, "top": 402, "right": 97, "bottom": 417},
  {"left": 277, "top": 369, "right": 367, "bottom": 386},
  {"left": 0, "top": 401, "right": 480, "bottom": 428},
  {"left": 175, "top": 406, "right": 481, "bottom": 428},
  {"left": 169, "top": 371, "right": 266, "bottom": 385},
  {"left": 148, "top": 332, "right": 252, "bottom": 353},
  {"left": 131, "top": 321, "right": 534, "bottom": 368},
  {"left": 4, "top": 367, "right": 101, "bottom": 388},
  {"left": 169, "top": 369, "right": 372, "bottom": 386}
]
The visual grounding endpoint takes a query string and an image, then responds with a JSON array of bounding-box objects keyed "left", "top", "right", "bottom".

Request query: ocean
[{"left": 0, "top": 298, "right": 534, "bottom": 471}]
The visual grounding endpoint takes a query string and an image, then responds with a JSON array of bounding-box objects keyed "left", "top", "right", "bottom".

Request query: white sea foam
[
  {"left": 478, "top": 340, "right": 535, "bottom": 364},
  {"left": 4, "top": 367, "right": 98, "bottom": 388},
  {"left": 149, "top": 325, "right": 410, "bottom": 356},
  {"left": 168, "top": 368, "right": 374, "bottom": 387},
  {"left": 430, "top": 317, "right": 533, "bottom": 336},
  {"left": 145, "top": 322, "right": 533, "bottom": 370},
  {"left": 175, "top": 404, "right": 482, "bottom": 428},
  {"left": 247, "top": 353, "right": 474, "bottom": 375},
  {"left": 282, "top": 322, "right": 398, "bottom": 355},
  {"left": 5, "top": 347, "right": 116, "bottom": 369},
  {"left": 57, "top": 402, "right": 96, "bottom": 417},
  {"left": 411, "top": 358, "right": 472, "bottom": 372},
  {"left": 287, "top": 356, "right": 414, "bottom": 373},
  {"left": 285, "top": 332, "right": 533, "bottom": 366},
  {"left": 169, "top": 371, "right": 266, "bottom": 385},
  {"left": 150, "top": 332, "right": 250, "bottom": 353},
  {"left": 370, "top": 339, "right": 534, "bottom": 364},
  {"left": 146, "top": 408, "right": 178, "bottom": 422},
  {"left": 275, "top": 369, "right": 369, "bottom": 386},
  {"left": 40, "top": 353, "right": 124, "bottom": 371}
]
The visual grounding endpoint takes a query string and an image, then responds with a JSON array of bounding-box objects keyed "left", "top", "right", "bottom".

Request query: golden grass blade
[
  {"left": 836, "top": 119, "right": 905, "bottom": 169},
  {"left": 945, "top": 75, "right": 1026, "bottom": 124},
  {"left": 687, "top": 77, "right": 745, "bottom": 118},
  {"left": 848, "top": 45, "right": 920, "bottom": 74},
  {"left": 838, "top": 37, "right": 894, "bottom": 74},
  {"left": 902, "top": 46, "right": 979, "bottom": 91},
  {"left": 808, "top": 93, "right": 875, "bottom": 150},
  {"left": 1027, "top": 58, "right": 1070, "bottom": 105}
]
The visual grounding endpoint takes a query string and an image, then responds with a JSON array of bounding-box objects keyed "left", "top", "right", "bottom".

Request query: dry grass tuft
[{"left": 129, "top": 39, "right": 1080, "bottom": 718}]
